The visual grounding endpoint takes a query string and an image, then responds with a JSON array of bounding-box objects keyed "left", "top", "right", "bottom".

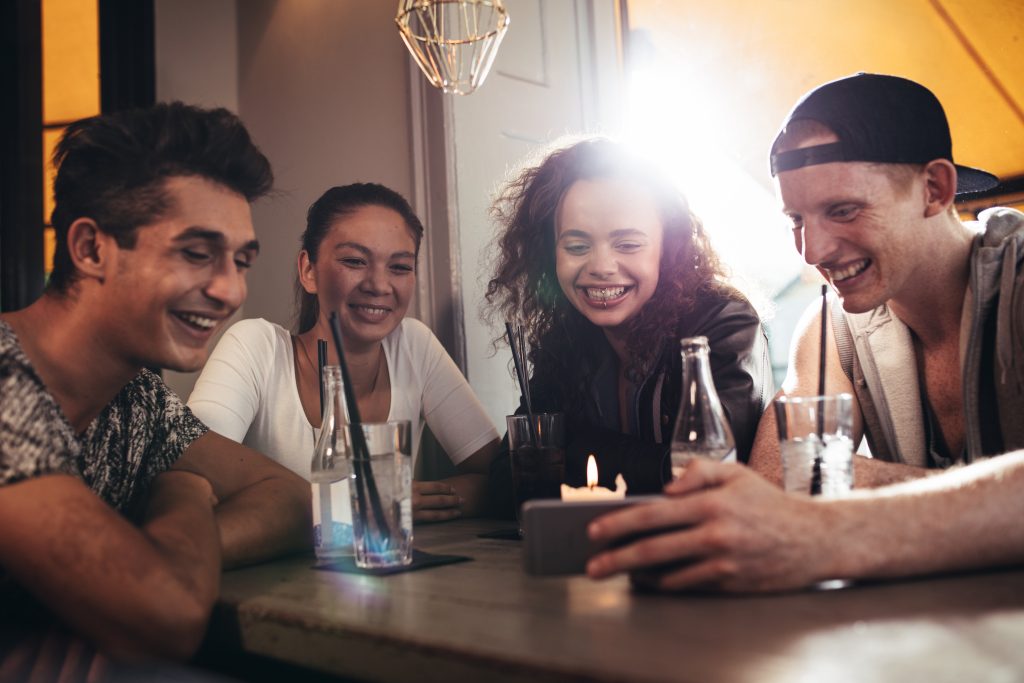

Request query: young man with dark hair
[
  {"left": 0, "top": 103, "right": 310, "bottom": 672},
  {"left": 583, "top": 74, "right": 1024, "bottom": 592}
]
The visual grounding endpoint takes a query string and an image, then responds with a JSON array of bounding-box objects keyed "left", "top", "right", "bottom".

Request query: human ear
[
  {"left": 66, "top": 218, "right": 111, "bottom": 282},
  {"left": 922, "top": 159, "right": 957, "bottom": 218},
  {"left": 297, "top": 250, "right": 318, "bottom": 295}
]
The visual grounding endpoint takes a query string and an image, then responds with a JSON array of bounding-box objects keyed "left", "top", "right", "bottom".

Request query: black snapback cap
[{"left": 770, "top": 73, "right": 999, "bottom": 196}]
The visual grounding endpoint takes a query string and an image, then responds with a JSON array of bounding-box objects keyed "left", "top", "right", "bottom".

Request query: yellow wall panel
[
  {"left": 44, "top": 228, "right": 56, "bottom": 277},
  {"left": 628, "top": 0, "right": 1024, "bottom": 184},
  {"left": 42, "top": 0, "right": 100, "bottom": 123},
  {"left": 42, "top": 127, "right": 62, "bottom": 225}
]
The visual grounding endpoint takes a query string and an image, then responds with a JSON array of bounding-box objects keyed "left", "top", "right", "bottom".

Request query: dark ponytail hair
[{"left": 296, "top": 183, "right": 424, "bottom": 333}]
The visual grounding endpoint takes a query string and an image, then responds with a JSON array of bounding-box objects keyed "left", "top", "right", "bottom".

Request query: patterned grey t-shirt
[{"left": 0, "top": 320, "right": 208, "bottom": 517}]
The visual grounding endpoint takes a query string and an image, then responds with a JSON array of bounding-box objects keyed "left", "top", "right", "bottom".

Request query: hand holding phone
[{"left": 521, "top": 496, "right": 666, "bottom": 576}]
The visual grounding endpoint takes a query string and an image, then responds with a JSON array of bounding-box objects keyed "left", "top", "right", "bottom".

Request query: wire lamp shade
[{"left": 396, "top": 0, "right": 510, "bottom": 95}]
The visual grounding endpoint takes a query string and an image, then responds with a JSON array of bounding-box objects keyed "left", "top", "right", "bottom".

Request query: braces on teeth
[{"left": 587, "top": 287, "right": 625, "bottom": 301}]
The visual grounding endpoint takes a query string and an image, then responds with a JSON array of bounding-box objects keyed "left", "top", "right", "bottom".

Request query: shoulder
[
  {"left": 976, "top": 207, "right": 1024, "bottom": 246},
  {"left": 119, "top": 369, "right": 194, "bottom": 421},
  {"left": 117, "top": 368, "right": 206, "bottom": 438},
  {"left": 394, "top": 317, "right": 433, "bottom": 344},
  {"left": 682, "top": 285, "right": 762, "bottom": 338},
  {"left": 388, "top": 317, "right": 445, "bottom": 358},
  {"left": 0, "top": 322, "right": 78, "bottom": 487},
  {"left": 0, "top": 320, "right": 69, "bottom": 426},
  {"left": 0, "top": 320, "right": 35, "bottom": 387},
  {"left": 211, "top": 318, "right": 290, "bottom": 362},
  {"left": 223, "top": 318, "right": 289, "bottom": 346}
]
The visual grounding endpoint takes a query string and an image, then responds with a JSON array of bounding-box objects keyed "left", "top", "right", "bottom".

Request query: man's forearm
[
  {"left": 215, "top": 474, "right": 312, "bottom": 569},
  {"left": 852, "top": 454, "right": 930, "bottom": 487},
  {"left": 143, "top": 472, "right": 221, "bottom": 599},
  {"left": 822, "top": 451, "right": 1024, "bottom": 581}
]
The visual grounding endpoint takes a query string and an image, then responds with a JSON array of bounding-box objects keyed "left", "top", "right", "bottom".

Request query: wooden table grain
[{"left": 209, "top": 519, "right": 1024, "bottom": 682}]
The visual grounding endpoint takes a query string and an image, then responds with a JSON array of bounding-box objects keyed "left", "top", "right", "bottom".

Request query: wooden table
[{"left": 209, "top": 519, "right": 1024, "bottom": 682}]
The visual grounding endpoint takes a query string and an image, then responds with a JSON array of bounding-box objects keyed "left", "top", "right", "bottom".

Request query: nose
[
  {"left": 797, "top": 218, "right": 839, "bottom": 267},
  {"left": 586, "top": 245, "right": 618, "bottom": 279},
  {"left": 204, "top": 261, "right": 247, "bottom": 311},
  {"left": 359, "top": 263, "right": 390, "bottom": 296}
]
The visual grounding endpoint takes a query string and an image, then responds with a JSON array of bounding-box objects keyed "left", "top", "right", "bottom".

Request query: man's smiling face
[
  {"left": 98, "top": 175, "right": 258, "bottom": 372},
  {"left": 776, "top": 132, "right": 928, "bottom": 314}
]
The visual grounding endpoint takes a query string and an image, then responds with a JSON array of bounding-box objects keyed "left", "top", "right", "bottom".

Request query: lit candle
[{"left": 560, "top": 454, "right": 627, "bottom": 501}]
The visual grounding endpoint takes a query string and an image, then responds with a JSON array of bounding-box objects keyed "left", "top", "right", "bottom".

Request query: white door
[{"left": 416, "top": 0, "right": 624, "bottom": 431}]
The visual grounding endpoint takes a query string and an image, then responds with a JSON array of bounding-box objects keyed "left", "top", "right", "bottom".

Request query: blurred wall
[{"left": 156, "top": 0, "right": 414, "bottom": 399}]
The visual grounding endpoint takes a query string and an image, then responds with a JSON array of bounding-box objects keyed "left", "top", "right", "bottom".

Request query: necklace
[{"left": 299, "top": 334, "right": 384, "bottom": 395}]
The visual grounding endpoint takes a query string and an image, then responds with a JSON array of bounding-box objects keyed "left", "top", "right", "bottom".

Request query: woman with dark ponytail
[{"left": 190, "top": 183, "right": 498, "bottom": 521}]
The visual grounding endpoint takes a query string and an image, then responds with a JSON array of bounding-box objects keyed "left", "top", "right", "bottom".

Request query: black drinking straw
[
  {"left": 505, "top": 322, "right": 537, "bottom": 444},
  {"left": 317, "top": 339, "right": 327, "bottom": 416},
  {"left": 810, "top": 284, "right": 828, "bottom": 495},
  {"left": 328, "top": 313, "right": 390, "bottom": 543}
]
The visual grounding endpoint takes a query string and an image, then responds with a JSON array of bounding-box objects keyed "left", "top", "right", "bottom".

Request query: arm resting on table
[
  {"left": 174, "top": 431, "right": 312, "bottom": 569},
  {"left": 0, "top": 471, "right": 220, "bottom": 659}
]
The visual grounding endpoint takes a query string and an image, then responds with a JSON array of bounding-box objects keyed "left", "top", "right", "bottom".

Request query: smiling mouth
[
  {"left": 825, "top": 259, "right": 871, "bottom": 283},
  {"left": 582, "top": 286, "right": 630, "bottom": 301},
  {"left": 349, "top": 303, "right": 392, "bottom": 321},
  {"left": 173, "top": 312, "right": 219, "bottom": 332},
  {"left": 576, "top": 285, "right": 633, "bottom": 310}
]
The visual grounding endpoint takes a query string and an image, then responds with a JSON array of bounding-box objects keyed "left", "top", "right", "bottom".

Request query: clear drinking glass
[
  {"left": 774, "top": 394, "right": 854, "bottom": 497},
  {"left": 346, "top": 420, "right": 413, "bottom": 569},
  {"left": 506, "top": 412, "right": 566, "bottom": 535}
]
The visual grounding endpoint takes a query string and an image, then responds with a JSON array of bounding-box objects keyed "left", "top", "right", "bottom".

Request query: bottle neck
[
  {"left": 321, "top": 367, "right": 348, "bottom": 428},
  {"left": 680, "top": 346, "right": 713, "bottom": 387}
]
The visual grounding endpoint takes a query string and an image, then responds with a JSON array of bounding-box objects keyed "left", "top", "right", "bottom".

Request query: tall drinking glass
[
  {"left": 346, "top": 420, "right": 413, "bottom": 569},
  {"left": 774, "top": 394, "right": 855, "bottom": 497},
  {"left": 506, "top": 412, "right": 566, "bottom": 535}
]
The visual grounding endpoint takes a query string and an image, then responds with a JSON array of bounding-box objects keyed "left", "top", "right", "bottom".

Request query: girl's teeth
[{"left": 586, "top": 287, "right": 626, "bottom": 300}]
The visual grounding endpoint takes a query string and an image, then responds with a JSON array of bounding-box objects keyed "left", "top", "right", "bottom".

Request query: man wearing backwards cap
[{"left": 585, "top": 73, "right": 1024, "bottom": 592}]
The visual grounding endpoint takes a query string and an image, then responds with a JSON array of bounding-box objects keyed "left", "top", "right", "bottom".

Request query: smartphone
[{"left": 521, "top": 495, "right": 666, "bottom": 576}]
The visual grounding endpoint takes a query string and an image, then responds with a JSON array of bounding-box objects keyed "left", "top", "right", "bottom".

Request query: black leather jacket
[{"left": 490, "top": 290, "right": 773, "bottom": 515}]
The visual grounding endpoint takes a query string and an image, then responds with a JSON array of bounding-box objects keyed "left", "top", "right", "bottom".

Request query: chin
[
  {"left": 836, "top": 292, "right": 884, "bottom": 315},
  {"left": 158, "top": 349, "right": 210, "bottom": 374},
  {"left": 579, "top": 310, "right": 633, "bottom": 332}
]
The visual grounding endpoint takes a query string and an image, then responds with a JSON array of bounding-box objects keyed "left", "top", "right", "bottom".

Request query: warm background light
[
  {"left": 41, "top": 0, "right": 100, "bottom": 276},
  {"left": 624, "top": 0, "right": 1024, "bottom": 384}
]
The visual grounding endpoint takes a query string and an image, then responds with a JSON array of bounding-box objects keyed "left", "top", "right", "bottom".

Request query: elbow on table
[{"left": 102, "top": 588, "right": 215, "bottom": 661}]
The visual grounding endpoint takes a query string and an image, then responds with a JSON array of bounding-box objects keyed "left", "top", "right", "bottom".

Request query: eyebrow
[
  {"left": 334, "top": 242, "right": 416, "bottom": 259},
  {"left": 783, "top": 195, "right": 861, "bottom": 216},
  {"left": 557, "top": 228, "right": 650, "bottom": 240},
  {"left": 173, "top": 227, "right": 260, "bottom": 254}
]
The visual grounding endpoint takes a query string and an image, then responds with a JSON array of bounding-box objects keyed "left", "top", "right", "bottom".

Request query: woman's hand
[{"left": 412, "top": 481, "right": 463, "bottom": 522}]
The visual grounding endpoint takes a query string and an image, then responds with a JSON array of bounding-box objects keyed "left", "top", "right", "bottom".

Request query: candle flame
[{"left": 587, "top": 454, "right": 598, "bottom": 489}]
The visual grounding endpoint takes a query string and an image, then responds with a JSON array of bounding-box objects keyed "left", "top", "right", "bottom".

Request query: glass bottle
[
  {"left": 311, "top": 366, "right": 354, "bottom": 563},
  {"left": 669, "top": 336, "right": 736, "bottom": 478}
]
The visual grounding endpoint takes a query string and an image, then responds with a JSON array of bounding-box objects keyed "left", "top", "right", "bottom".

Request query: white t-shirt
[{"left": 187, "top": 318, "right": 498, "bottom": 479}]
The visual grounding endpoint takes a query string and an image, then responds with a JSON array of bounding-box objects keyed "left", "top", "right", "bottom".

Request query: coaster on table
[
  {"left": 314, "top": 549, "right": 471, "bottom": 576},
  {"left": 477, "top": 528, "right": 522, "bottom": 541}
]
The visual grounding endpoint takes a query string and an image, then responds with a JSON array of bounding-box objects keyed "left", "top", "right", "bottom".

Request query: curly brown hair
[{"left": 484, "top": 137, "right": 729, "bottom": 402}]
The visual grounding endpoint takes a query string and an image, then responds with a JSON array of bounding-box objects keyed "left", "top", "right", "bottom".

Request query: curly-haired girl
[{"left": 485, "top": 138, "right": 772, "bottom": 499}]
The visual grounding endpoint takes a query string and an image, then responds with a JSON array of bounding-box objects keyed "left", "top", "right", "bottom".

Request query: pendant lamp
[{"left": 396, "top": 0, "right": 511, "bottom": 95}]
